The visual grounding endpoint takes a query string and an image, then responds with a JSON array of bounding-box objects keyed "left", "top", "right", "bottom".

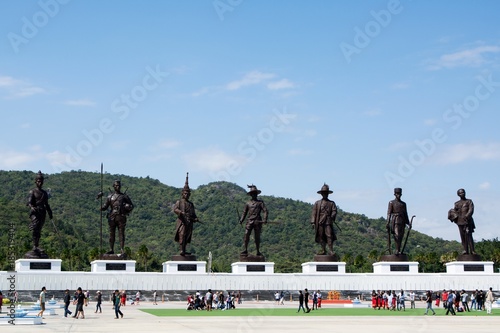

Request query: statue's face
[
  {"left": 182, "top": 191, "right": 190, "bottom": 199},
  {"left": 457, "top": 189, "right": 465, "bottom": 198},
  {"left": 394, "top": 192, "right": 402, "bottom": 200},
  {"left": 35, "top": 178, "right": 44, "bottom": 188},
  {"left": 114, "top": 182, "right": 121, "bottom": 192}
]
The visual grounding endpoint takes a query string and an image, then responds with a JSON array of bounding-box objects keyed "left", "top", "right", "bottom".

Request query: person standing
[
  {"left": 135, "top": 291, "right": 141, "bottom": 305},
  {"left": 485, "top": 287, "right": 494, "bottom": 314},
  {"left": 114, "top": 290, "right": 123, "bottom": 319},
  {"left": 310, "top": 184, "right": 338, "bottom": 256},
  {"left": 409, "top": 291, "right": 416, "bottom": 309},
  {"left": 460, "top": 290, "right": 470, "bottom": 312},
  {"left": 37, "top": 287, "right": 47, "bottom": 318},
  {"left": 0, "top": 291, "right": 3, "bottom": 314},
  {"left": 63, "top": 289, "right": 73, "bottom": 318},
  {"left": 304, "top": 289, "right": 311, "bottom": 313},
  {"left": 95, "top": 291, "right": 102, "bottom": 313},
  {"left": 297, "top": 290, "right": 306, "bottom": 313},
  {"left": 205, "top": 289, "right": 213, "bottom": 311},
  {"left": 153, "top": 290, "right": 158, "bottom": 305},
  {"left": 386, "top": 188, "right": 410, "bottom": 255},
  {"left": 448, "top": 189, "right": 476, "bottom": 255},
  {"left": 239, "top": 184, "right": 268, "bottom": 256},
  {"left": 424, "top": 291, "right": 436, "bottom": 315},
  {"left": 27, "top": 171, "right": 53, "bottom": 257},
  {"left": 100, "top": 180, "right": 134, "bottom": 255},
  {"left": 173, "top": 173, "right": 199, "bottom": 256}
]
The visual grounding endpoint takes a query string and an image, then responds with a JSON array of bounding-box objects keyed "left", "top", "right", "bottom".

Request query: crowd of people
[
  {"left": 371, "top": 288, "right": 496, "bottom": 315},
  {"left": 186, "top": 290, "right": 242, "bottom": 311},
  {"left": 371, "top": 290, "right": 413, "bottom": 311},
  {"left": 433, "top": 288, "right": 496, "bottom": 315}
]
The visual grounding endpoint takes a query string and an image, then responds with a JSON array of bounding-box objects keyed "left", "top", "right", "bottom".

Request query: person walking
[
  {"left": 424, "top": 291, "right": 436, "bottom": 315},
  {"left": 114, "top": 290, "right": 123, "bottom": 319},
  {"left": 297, "top": 290, "right": 306, "bottom": 313},
  {"left": 74, "top": 287, "right": 85, "bottom": 319},
  {"left": 95, "top": 291, "right": 102, "bottom": 313},
  {"left": 445, "top": 290, "right": 456, "bottom": 315},
  {"left": 63, "top": 289, "right": 72, "bottom": 318},
  {"left": 304, "top": 289, "right": 311, "bottom": 313},
  {"left": 37, "top": 287, "right": 47, "bottom": 318}
]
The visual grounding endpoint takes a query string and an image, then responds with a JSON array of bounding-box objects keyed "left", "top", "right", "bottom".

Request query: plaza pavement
[{"left": 3, "top": 301, "right": 498, "bottom": 333}]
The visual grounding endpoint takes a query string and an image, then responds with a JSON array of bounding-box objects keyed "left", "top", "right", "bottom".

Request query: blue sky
[{"left": 1, "top": 0, "right": 500, "bottom": 243}]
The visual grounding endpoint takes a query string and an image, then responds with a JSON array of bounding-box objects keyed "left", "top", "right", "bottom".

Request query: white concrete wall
[{"left": 1, "top": 271, "right": 499, "bottom": 292}]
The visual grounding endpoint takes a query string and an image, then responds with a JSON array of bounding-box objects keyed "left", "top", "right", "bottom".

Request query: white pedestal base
[
  {"left": 231, "top": 262, "right": 274, "bottom": 274},
  {"left": 445, "top": 261, "right": 494, "bottom": 274},
  {"left": 373, "top": 261, "right": 419, "bottom": 274},
  {"left": 15, "top": 259, "right": 62, "bottom": 272},
  {"left": 162, "top": 261, "right": 207, "bottom": 274},
  {"left": 90, "top": 260, "right": 136, "bottom": 272},
  {"left": 301, "top": 262, "right": 346, "bottom": 274}
]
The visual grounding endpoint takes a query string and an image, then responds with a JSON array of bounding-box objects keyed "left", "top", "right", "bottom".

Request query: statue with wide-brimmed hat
[
  {"left": 239, "top": 184, "right": 268, "bottom": 259},
  {"left": 310, "top": 183, "right": 337, "bottom": 258}
]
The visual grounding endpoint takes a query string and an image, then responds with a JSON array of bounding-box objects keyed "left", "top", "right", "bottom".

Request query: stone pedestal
[
  {"left": 445, "top": 261, "right": 494, "bottom": 274},
  {"left": 15, "top": 259, "right": 62, "bottom": 272},
  {"left": 373, "top": 261, "right": 419, "bottom": 274},
  {"left": 302, "top": 261, "right": 346, "bottom": 274},
  {"left": 231, "top": 262, "right": 274, "bottom": 274},
  {"left": 162, "top": 261, "right": 207, "bottom": 274},
  {"left": 90, "top": 260, "right": 136, "bottom": 272}
]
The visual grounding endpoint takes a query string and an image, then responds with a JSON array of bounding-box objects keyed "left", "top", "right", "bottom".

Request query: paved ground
[{"left": 2, "top": 301, "right": 499, "bottom": 332}]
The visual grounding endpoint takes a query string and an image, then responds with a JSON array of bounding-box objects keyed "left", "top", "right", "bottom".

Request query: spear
[
  {"left": 95, "top": 163, "right": 104, "bottom": 257},
  {"left": 100, "top": 163, "right": 103, "bottom": 257}
]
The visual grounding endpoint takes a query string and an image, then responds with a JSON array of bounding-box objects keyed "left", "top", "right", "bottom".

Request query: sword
[{"left": 401, "top": 215, "right": 415, "bottom": 255}]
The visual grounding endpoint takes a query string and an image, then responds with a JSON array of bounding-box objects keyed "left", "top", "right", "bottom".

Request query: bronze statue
[
  {"left": 173, "top": 173, "right": 199, "bottom": 256},
  {"left": 448, "top": 188, "right": 476, "bottom": 255},
  {"left": 310, "top": 184, "right": 338, "bottom": 256},
  {"left": 386, "top": 188, "right": 410, "bottom": 255},
  {"left": 239, "top": 184, "right": 268, "bottom": 256},
  {"left": 27, "top": 171, "right": 52, "bottom": 257},
  {"left": 100, "top": 180, "right": 134, "bottom": 255}
]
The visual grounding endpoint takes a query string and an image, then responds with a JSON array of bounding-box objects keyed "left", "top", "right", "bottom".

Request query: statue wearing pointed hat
[
  {"left": 239, "top": 184, "right": 268, "bottom": 257},
  {"left": 310, "top": 184, "right": 338, "bottom": 257},
  {"left": 173, "top": 173, "right": 199, "bottom": 256}
]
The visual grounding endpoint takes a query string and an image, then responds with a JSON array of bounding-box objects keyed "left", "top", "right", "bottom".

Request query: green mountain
[{"left": 1, "top": 170, "right": 498, "bottom": 272}]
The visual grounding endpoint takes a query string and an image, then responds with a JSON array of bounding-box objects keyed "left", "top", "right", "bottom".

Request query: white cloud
[
  {"left": 433, "top": 142, "right": 500, "bottom": 165},
  {"left": 0, "top": 149, "right": 36, "bottom": 168},
  {"left": 182, "top": 147, "right": 247, "bottom": 174},
  {"left": 267, "top": 79, "right": 295, "bottom": 90},
  {"left": 428, "top": 45, "right": 500, "bottom": 70},
  {"left": 479, "top": 182, "right": 490, "bottom": 190},
  {"left": 424, "top": 118, "right": 438, "bottom": 126},
  {"left": 0, "top": 75, "right": 46, "bottom": 98},
  {"left": 226, "top": 71, "right": 276, "bottom": 91},
  {"left": 391, "top": 82, "right": 410, "bottom": 90},
  {"left": 64, "top": 99, "right": 96, "bottom": 107},
  {"left": 156, "top": 139, "right": 181, "bottom": 150},
  {"left": 363, "top": 108, "right": 382, "bottom": 117}
]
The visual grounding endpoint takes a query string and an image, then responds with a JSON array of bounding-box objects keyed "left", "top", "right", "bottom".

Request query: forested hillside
[{"left": 1, "top": 170, "right": 498, "bottom": 272}]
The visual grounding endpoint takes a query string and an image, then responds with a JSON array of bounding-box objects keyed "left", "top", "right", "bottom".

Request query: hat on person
[
  {"left": 317, "top": 183, "right": 333, "bottom": 194},
  {"left": 247, "top": 184, "right": 261, "bottom": 195}
]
